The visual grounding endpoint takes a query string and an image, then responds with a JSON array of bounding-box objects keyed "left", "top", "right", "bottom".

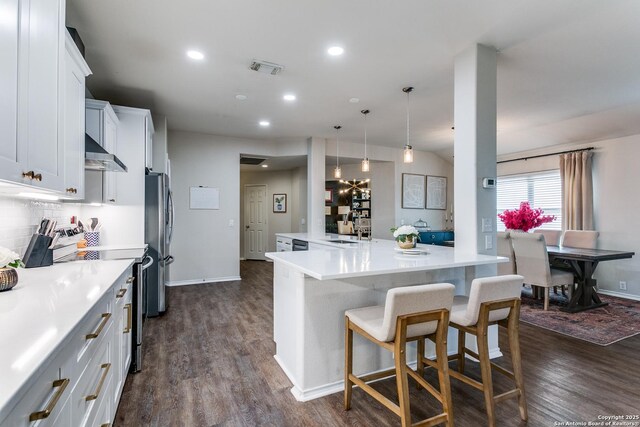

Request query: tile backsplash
[{"left": 0, "top": 196, "right": 77, "bottom": 256}]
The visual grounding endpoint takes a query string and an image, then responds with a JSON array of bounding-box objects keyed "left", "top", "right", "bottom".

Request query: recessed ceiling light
[
  {"left": 349, "top": 98, "right": 360, "bottom": 103},
  {"left": 259, "top": 121, "right": 270, "bottom": 127},
  {"left": 283, "top": 94, "right": 296, "bottom": 101},
  {"left": 235, "top": 94, "right": 247, "bottom": 101},
  {"left": 327, "top": 46, "right": 344, "bottom": 56},
  {"left": 186, "top": 50, "right": 204, "bottom": 60},
  {"left": 261, "top": 164, "right": 269, "bottom": 168}
]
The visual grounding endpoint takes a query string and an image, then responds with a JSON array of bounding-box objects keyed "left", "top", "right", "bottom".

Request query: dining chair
[
  {"left": 448, "top": 275, "right": 527, "bottom": 427},
  {"left": 497, "top": 231, "right": 516, "bottom": 275},
  {"left": 561, "top": 230, "right": 599, "bottom": 249},
  {"left": 510, "top": 232, "right": 575, "bottom": 310},
  {"left": 533, "top": 229, "right": 562, "bottom": 246},
  {"left": 344, "top": 283, "right": 455, "bottom": 427}
]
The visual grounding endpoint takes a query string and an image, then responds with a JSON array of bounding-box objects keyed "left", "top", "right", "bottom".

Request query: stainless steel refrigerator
[{"left": 145, "top": 172, "right": 174, "bottom": 316}]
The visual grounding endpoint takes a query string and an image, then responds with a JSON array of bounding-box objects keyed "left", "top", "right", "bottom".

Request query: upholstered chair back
[
  {"left": 561, "top": 230, "right": 599, "bottom": 249},
  {"left": 533, "top": 229, "right": 562, "bottom": 246},
  {"left": 379, "top": 283, "right": 455, "bottom": 342},
  {"left": 511, "top": 232, "right": 552, "bottom": 286},
  {"left": 497, "top": 231, "right": 516, "bottom": 275}
]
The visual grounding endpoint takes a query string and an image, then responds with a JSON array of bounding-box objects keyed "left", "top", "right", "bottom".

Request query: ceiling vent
[
  {"left": 240, "top": 157, "right": 266, "bottom": 165},
  {"left": 249, "top": 59, "right": 284, "bottom": 75}
]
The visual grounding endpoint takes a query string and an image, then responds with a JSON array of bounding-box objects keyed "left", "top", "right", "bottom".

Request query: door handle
[{"left": 246, "top": 225, "right": 250, "bottom": 229}]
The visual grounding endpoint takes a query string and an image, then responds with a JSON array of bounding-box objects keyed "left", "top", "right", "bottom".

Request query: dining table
[{"left": 546, "top": 245, "right": 635, "bottom": 313}]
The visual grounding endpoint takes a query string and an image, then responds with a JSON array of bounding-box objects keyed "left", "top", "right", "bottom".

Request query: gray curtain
[{"left": 559, "top": 151, "right": 594, "bottom": 230}]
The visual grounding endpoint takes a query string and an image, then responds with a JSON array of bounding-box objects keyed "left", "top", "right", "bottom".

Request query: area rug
[{"left": 519, "top": 288, "right": 640, "bottom": 346}]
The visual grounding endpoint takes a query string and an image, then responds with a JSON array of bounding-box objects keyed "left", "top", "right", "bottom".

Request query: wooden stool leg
[
  {"left": 477, "top": 330, "right": 496, "bottom": 427},
  {"left": 457, "top": 329, "right": 466, "bottom": 374},
  {"left": 394, "top": 334, "right": 411, "bottom": 426},
  {"left": 436, "top": 319, "right": 454, "bottom": 427},
  {"left": 416, "top": 337, "right": 425, "bottom": 390},
  {"left": 344, "top": 317, "right": 353, "bottom": 410},
  {"left": 508, "top": 312, "right": 528, "bottom": 421}
]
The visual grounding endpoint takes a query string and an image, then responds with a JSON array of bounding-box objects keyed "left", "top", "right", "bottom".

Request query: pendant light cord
[
  {"left": 406, "top": 91, "right": 410, "bottom": 147},
  {"left": 334, "top": 125, "right": 341, "bottom": 168}
]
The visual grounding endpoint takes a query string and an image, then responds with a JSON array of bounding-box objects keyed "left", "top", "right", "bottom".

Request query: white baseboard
[
  {"left": 166, "top": 276, "right": 241, "bottom": 287},
  {"left": 598, "top": 289, "right": 640, "bottom": 301}
]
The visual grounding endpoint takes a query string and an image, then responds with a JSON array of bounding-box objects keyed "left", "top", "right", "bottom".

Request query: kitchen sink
[{"left": 324, "top": 239, "right": 359, "bottom": 245}]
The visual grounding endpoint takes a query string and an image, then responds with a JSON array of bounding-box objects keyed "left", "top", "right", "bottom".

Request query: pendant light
[
  {"left": 402, "top": 86, "right": 414, "bottom": 163},
  {"left": 334, "top": 125, "right": 342, "bottom": 179},
  {"left": 361, "top": 109, "right": 370, "bottom": 172}
]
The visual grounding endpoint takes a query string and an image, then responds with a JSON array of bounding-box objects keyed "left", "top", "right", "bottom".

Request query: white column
[
  {"left": 307, "top": 137, "right": 326, "bottom": 237},
  {"left": 454, "top": 44, "right": 497, "bottom": 255}
]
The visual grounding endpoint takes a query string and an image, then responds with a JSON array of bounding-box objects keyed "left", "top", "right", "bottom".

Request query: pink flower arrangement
[{"left": 498, "top": 202, "right": 556, "bottom": 232}]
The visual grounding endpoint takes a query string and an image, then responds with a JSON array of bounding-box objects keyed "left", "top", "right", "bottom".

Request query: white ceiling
[{"left": 66, "top": 0, "right": 640, "bottom": 159}]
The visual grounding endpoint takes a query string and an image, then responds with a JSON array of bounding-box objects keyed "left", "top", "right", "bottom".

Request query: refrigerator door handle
[
  {"left": 167, "top": 190, "right": 175, "bottom": 246},
  {"left": 141, "top": 255, "right": 154, "bottom": 270},
  {"left": 162, "top": 255, "right": 174, "bottom": 266}
]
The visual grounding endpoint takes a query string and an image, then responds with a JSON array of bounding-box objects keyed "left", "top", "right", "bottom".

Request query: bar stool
[
  {"left": 448, "top": 275, "right": 527, "bottom": 427},
  {"left": 344, "top": 283, "right": 455, "bottom": 427}
]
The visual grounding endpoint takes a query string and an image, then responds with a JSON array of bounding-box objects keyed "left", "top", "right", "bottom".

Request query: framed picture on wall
[
  {"left": 401, "top": 173, "right": 426, "bottom": 209},
  {"left": 426, "top": 176, "right": 447, "bottom": 210},
  {"left": 325, "top": 189, "right": 333, "bottom": 202},
  {"left": 273, "top": 194, "right": 287, "bottom": 213}
]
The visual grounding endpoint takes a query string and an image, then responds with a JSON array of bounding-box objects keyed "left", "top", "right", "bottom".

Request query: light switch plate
[
  {"left": 485, "top": 235, "right": 493, "bottom": 250},
  {"left": 482, "top": 218, "right": 492, "bottom": 232}
]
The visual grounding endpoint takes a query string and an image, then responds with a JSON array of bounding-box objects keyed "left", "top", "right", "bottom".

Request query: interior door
[{"left": 244, "top": 185, "right": 267, "bottom": 260}]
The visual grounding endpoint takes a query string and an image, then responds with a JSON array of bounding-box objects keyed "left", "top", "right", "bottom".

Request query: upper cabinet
[
  {"left": 63, "top": 32, "right": 91, "bottom": 199},
  {"left": 0, "top": 0, "right": 66, "bottom": 191},
  {"left": 0, "top": 0, "right": 25, "bottom": 182}
]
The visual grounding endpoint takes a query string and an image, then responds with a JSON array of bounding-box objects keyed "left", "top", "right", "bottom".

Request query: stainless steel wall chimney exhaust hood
[{"left": 85, "top": 134, "right": 128, "bottom": 172}]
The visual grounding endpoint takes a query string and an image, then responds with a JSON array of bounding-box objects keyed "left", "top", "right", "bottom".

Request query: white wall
[
  {"left": 167, "top": 130, "right": 306, "bottom": 284},
  {"left": 240, "top": 170, "right": 296, "bottom": 255},
  {"left": 290, "top": 166, "right": 307, "bottom": 232},
  {"left": 498, "top": 135, "right": 640, "bottom": 297}
]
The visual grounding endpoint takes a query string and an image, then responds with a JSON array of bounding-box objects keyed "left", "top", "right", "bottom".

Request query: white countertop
[
  {"left": 268, "top": 233, "right": 506, "bottom": 280},
  {"left": 0, "top": 260, "right": 134, "bottom": 419}
]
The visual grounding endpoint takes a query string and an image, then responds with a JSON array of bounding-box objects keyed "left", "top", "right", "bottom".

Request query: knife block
[{"left": 23, "top": 234, "right": 54, "bottom": 268}]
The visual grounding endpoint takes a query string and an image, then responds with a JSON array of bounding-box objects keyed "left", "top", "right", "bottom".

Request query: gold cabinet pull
[
  {"left": 33, "top": 173, "right": 42, "bottom": 182},
  {"left": 126, "top": 276, "right": 134, "bottom": 284},
  {"left": 85, "top": 363, "right": 111, "bottom": 401},
  {"left": 100, "top": 424, "right": 111, "bottom": 427},
  {"left": 85, "top": 313, "right": 111, "bottom": 339},
  {"left": 22, "top": 171, "right": 35, "bottom": 180},
  {"left": 124, "top": 303, "right": 132, "bottom": 333},
  {"left": 29, "top": 378, "right": 70, "bottom": 421},
  {"left": 116, "top": 288, "right": 127, "bottom": 298},
  {"left": 66, "top": 188, "right": 77, "bottom": 194}
]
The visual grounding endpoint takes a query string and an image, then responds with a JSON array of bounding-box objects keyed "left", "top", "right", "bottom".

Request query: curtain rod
[{"left": 497, "top": 147, "right": 594, "bottom": 165}]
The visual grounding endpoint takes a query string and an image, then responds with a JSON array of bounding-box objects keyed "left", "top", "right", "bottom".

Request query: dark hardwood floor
[{"left": 115, "top": 261, "right": 640, "bottom": 426}]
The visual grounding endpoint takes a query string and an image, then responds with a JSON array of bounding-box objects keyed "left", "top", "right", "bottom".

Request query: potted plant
[
  {"left": 498, "top": 201, "right": 556, "bottom": 232},
  {"left": 391, "top": 225, "right": 420, "bottom": 249},
  {"left": 0, "top": 246, "right": 23, "bottom": 291}
]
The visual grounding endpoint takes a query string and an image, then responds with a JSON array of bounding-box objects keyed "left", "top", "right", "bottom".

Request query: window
[{"left": 497, "top": 170, "right": 562, "bottom": 231}]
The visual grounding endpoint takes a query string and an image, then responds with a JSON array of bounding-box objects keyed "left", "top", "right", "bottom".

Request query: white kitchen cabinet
[
  {"left": 86, "top": 100, "right": 120, "bottom": 204},
  {"left": 112, "top": 275, "right": 133, "bottom": 409},
  {"left": 0, "top": 268, "right": 132, "bottom": 427},
  {"left": 17, "top": 0, "right": 66, "bottom": 191},
  {"left": 0, "top": 0, "right": 65, "bottom": 191},
  {"left": 62, "top": 32, "right": 91, "bottom": 200},
  {"left": 276, "top": 236, "right": 293, "bottom": 252},
  {"left": 145, "top": 115, "right": 154, "bottom": 170},
  {"left": 0, "top": 0, "right": 24, "bottom": 184}
]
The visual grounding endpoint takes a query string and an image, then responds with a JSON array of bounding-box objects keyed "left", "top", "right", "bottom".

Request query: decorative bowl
[
  {"left": 0, "top": 268, "right": 18, "bottom": 292},
  {"left": 397, "top": 238, "right": 417, "bottom": 250}
]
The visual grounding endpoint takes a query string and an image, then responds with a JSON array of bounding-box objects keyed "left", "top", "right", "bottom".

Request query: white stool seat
[
  {"left": 450, "top": 295, "right": 470, "bottom": 324},
  {"left": 344, "top": 305, "right": 385, "bottom": 341}
]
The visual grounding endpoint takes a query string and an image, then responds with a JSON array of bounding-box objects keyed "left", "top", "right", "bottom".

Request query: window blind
[{"left": 497, "top": 170, "right": 562, "bottom": 231}]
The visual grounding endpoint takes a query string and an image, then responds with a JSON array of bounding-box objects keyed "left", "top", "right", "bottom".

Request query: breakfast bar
[{"left": 266, "top": 235, "right": 507, "bottom": 401}]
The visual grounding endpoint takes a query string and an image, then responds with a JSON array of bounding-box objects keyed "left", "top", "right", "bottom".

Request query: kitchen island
[{"left": 266, "top": 234, "right": 507, "bottom": 401}]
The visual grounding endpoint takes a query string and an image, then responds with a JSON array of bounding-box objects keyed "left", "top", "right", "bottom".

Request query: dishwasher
[{"left": 292, "top": 239, "right": 308, "bottom": 251}]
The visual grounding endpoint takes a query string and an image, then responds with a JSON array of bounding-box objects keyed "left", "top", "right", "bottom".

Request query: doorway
[{"left": 244, "top": 184, "right": 267, "bottom": 260}]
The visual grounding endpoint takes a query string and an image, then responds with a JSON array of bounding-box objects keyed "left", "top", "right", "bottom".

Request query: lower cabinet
[
  {"left": 0, "top": 270, "right": 131, "bottom": 426},
  {"left": 276, "top": 236, "right": 292, "bottom": 252}
]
